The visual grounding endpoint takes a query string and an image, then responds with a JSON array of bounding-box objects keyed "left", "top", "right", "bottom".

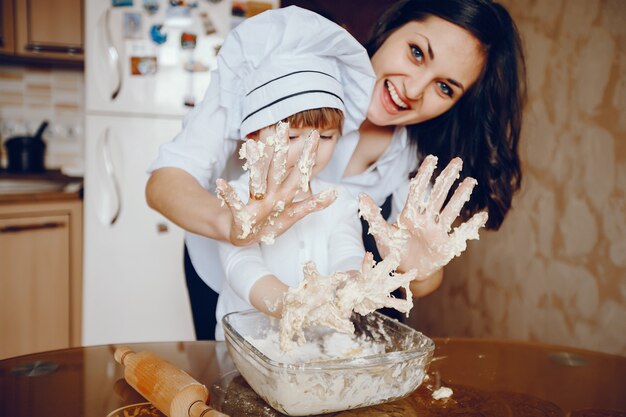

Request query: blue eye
[
  {"left": 410, "top": 44, "right": 423, "bottom": 62},
  {"left": 437, "top": 81, "right": 453, "bottom": 98}
]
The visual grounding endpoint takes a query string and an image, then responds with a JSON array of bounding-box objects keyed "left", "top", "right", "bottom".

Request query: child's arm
[
  {"left": 248, "top": 275, "right": 289, "bottom": 317},
  {"left": 217, "top": 240, "right": 288, "bottom": 318},
  {"left": 327, "top": 187, "right": 367, "bottom": 273}
]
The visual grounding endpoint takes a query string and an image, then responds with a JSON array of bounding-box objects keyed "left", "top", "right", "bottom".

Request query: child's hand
[
  {"left": 279, "top": 252, "right": 417, "bottom": 351},
  {"left": 216, "top": 123, "right": 337, "bottom": 246},
  {"left": 280, "top": 262, "right": 354, "bottom": 350},
  {"left": 359, "top": 155, "right": 489, "bottom": 280}
]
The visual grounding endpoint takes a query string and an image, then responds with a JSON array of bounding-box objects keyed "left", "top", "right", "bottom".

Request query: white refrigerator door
[
  {"left": 83, "top": 114, "right": 194, "bottom": 345},
  {"left": 85, "top": 1, "right": 231, "bottom": 117}
]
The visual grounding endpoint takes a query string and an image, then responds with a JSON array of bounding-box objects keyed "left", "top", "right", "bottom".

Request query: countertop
[
  {"left": 1, "top": 339, "right": 625, "bottom": 417},
  {"left": 0, "top": 169, "right": 83, "bottom": 204}
]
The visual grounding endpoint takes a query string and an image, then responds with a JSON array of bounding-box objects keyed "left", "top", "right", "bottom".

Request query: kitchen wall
[
  {"left": 410, "top": 0, "right": 626, "bottom": 356},
  {"left": 0, "top": 65, "right": 85, "bottom": 174}
]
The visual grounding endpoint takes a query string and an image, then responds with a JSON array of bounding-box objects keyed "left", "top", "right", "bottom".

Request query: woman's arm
[
  {"left": 409, "top": 268, "right": 443, "bottom": 297},
  {"left": 147, "top": 128, "right": 337, "bottom": 245},
  {"left": 146, "top": 167, "right": 232, "bottom": 241}
]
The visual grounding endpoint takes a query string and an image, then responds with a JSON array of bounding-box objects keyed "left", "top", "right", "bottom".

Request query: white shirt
[
  {"left": 318, "top": 126, "right": 418, "bottom": 223},
  {"left": 214, "top": 177, "right": 364, "bottom": 340}
]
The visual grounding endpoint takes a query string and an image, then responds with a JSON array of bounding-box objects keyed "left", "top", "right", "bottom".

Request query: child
[
  {"left": 210, "top": 9, "right": 376, "bottom": 340},
  {"left": 215, "top": 113, "right": 366, "bottom": 340}
]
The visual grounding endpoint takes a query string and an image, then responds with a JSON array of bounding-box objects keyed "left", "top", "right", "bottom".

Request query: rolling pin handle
[
  {"left": 114, "top": 346, "right": 134, "bottom": 365},
  {"left": 189, "top": 400, "right": 225, "bottom": 417}
]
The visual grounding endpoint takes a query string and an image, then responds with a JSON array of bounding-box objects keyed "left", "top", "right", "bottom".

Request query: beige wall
[{"left": 410, "top": 0, "right": 626, "bottom": 355}]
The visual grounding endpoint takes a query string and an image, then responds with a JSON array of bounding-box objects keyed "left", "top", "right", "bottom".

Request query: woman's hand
[
  {"left": 216, "top": 122, "right": 337, "bottom": 246},
  {"left": 359, "top": 155, "right": 488, "bottom": 281}
]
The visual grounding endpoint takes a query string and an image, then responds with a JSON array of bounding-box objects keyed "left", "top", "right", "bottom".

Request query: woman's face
[{"left": 368, "top": 16, "right": 486, "bottom": 127}]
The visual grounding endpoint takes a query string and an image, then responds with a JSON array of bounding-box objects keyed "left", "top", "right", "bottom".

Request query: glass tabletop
[{"left": 0, "top": 339, "right": 624, "bottom": 417}]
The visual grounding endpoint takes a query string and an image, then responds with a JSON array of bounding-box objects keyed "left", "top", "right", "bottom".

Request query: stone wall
[{"left": 410, "top": 0, "right": 626, "bottom": 356}]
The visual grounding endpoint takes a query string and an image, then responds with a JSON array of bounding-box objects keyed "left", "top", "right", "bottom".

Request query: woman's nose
[{"left": 404, "top": 74, "right": 430, "bottom": 101}]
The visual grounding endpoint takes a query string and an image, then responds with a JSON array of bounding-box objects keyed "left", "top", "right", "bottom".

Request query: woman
[{"left": 146, "top": 0, "right": 526, "bottom": 339}]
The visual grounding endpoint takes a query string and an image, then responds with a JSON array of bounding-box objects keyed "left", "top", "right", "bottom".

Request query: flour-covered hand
[
  {"left": 280, "top": 262, "right": 354, "bottom": 350},
  {"left": 337, "top": 252, "right": 417, "bottom": 317},
  {"left": 216, "top": 122, "right": 336, "bottom": 246},
  {"left": 359, "top": 155, "right": 488, "bottom": 279}
]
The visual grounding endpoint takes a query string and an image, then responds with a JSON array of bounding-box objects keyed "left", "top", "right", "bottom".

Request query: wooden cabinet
[
  {"left": 0, "top": 0, "right": 15, "bottom": 54},
  {"left": 0, "top": 199, "right": 82, "bottom": 359},
  {"left": 0, "top": 0, "right": 83, "bottom": 62}
]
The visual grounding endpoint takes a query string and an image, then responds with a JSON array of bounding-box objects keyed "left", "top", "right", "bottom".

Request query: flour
[
  {"left": 248, "top": 329, "right": 384, "bottom": 364},
  {"left": 432, "top": 386, "right": 453, "bottom": 400}
]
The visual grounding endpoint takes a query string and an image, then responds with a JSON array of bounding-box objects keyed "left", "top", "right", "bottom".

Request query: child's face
[
  {"left": 256, "top": 125, "right": 341, "bottom": 177},
  {"left": 288, "top": 126, "right": 340, "bottom": 176}
]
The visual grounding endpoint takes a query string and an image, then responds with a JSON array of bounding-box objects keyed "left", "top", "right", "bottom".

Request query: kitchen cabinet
[
  {"left": 0, "top": 199, "right": 82, "bottom": 359},
  {"left": 0, "top": 0, "right": 83, "bottom": 62},
  {"left": 0, "top": 0, "right": 15, "bottom": 54}
]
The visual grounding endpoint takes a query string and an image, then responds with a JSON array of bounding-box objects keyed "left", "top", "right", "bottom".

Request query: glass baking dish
[{"left": 222, "top": 309, "right": 435, "bottom": 416}]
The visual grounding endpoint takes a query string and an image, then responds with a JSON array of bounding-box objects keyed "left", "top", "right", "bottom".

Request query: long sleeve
[
  {"left": 217, "top": 240, "right": 274, "bottom": 305},
  {"left": 216, "top": 176, "right": 274, "bottom": 303},
  {"left": 326, "top": 186, "right": 366, "bottom": 273}
]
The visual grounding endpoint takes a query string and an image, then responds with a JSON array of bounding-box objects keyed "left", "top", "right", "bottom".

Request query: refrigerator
[{"left": 83, "top": 0, "right": 232, "bottom": 345}]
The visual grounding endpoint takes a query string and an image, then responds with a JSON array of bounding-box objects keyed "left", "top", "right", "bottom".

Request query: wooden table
[{"left": 1, "top": 339, "right": 624, "bottom": 416}]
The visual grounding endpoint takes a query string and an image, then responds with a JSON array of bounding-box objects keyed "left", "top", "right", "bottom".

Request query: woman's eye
[
  {"left": 288, "top": 135, "right": 299, "bottom": 140},
  {"left": 410, "top": 44, "right": 424, "bottom": 62},
  {"left": 437, "top": 81, "right": 453, "bottom": 98},
  {"left": 319, "top": 135, "right": 333, "bottom": 140}
]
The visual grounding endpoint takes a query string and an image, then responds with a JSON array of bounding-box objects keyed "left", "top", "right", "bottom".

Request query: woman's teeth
[{"left": 386, "top": 81, "right": 408, "bottom": 109}]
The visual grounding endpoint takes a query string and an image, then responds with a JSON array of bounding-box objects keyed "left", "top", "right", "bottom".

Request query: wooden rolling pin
[{"left": 114, "top": 346, "right": 227, "bottom": 417}]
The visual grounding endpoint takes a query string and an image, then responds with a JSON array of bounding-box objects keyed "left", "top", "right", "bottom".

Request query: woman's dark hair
[{"left": 365, "top": 0, "right": 526, "bottom": 230}]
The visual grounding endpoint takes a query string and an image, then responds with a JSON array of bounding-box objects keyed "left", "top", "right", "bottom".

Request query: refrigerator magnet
[
  {"left": 150, "top": 24, "right": 168, "bottom": 44},
  {"left": 169, "top": 0, "right": 198, "bottom": 7},
  {"left": 180, "top": 32, "right": 197, "bottom": 50},
  {"left": 123, "top": 12, "right": 143, "bottom": 39},
  {"left": 183, "top": 61, "right": 209, "bottom": 72},
  {"left": 112, "top": 0, "right": 133, "bottom": 6},
  {"left": 130, "top": 56, "right": 158, "bottom": 75},
  {"left": 143, "top": 0, "right": 159, "bottom": 14},
  {"left": 199, "top": 12, "right": 216, "bottom": 35},
  {"left": 165, "top": 4, "right": 192, "bottom": 26}
]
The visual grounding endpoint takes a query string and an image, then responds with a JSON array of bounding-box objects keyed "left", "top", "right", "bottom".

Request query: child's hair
[{"left": 284, "top": 108, "right": 344, "bottom": 132}]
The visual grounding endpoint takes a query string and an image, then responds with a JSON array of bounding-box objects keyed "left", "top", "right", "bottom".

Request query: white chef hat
[{"left": 216, "top": 6, "right": 375, "bottom": 139}]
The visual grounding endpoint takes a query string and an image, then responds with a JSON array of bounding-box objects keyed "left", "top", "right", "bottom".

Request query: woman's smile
[
  {"left": 382, "top": 80, "right": 410, "bottom": 113},
  {"left": 367, "top": 16, "right": 486, "bottom": 127}
]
